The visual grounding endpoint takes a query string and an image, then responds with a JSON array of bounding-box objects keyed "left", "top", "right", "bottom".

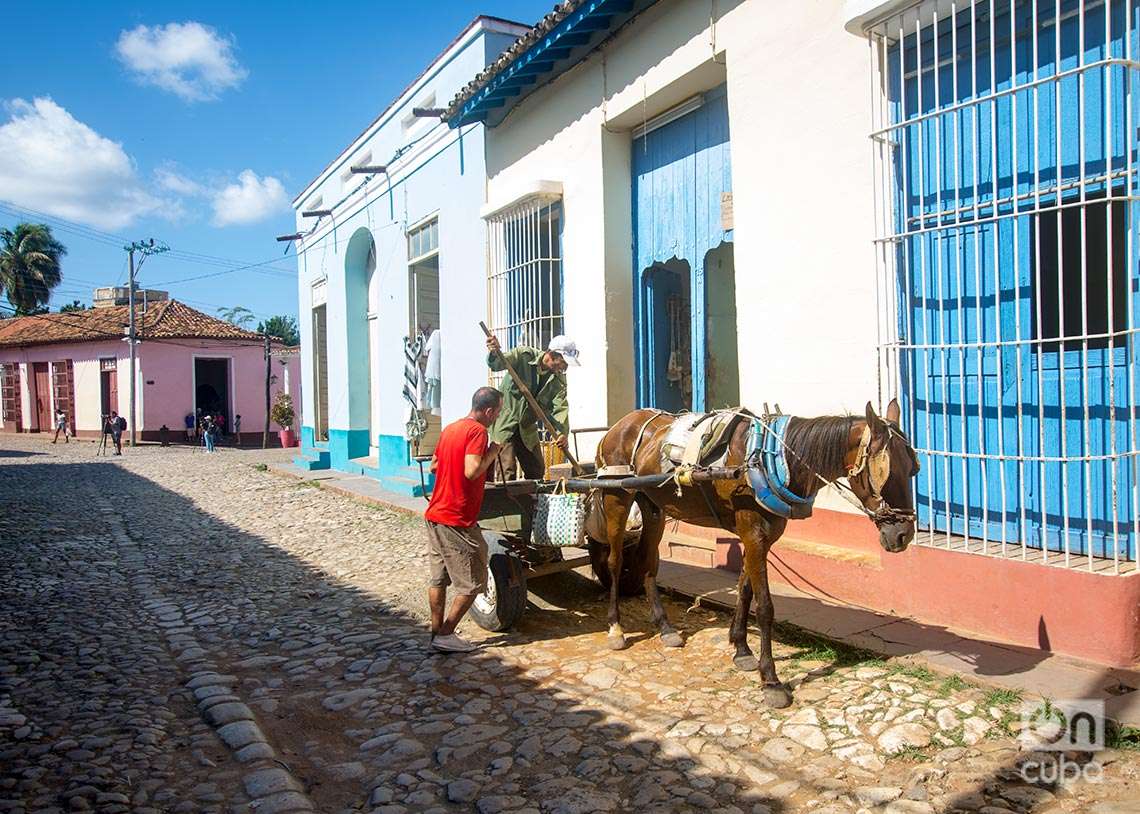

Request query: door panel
[
  {"left": 32, "top": 362, "right": 50, "bottom": 432},
  {"left": 632, "top": 83, "right": 732, "bottom": 411}
]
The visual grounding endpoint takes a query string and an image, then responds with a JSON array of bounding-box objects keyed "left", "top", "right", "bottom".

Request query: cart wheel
[
  {"left": 470, "top": 533, "right": 528, "bottom": 632},
  {"left": 587, "top": 539, "right": 649, "bottom": 597}
]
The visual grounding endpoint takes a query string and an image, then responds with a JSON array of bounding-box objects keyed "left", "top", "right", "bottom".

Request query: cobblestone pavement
[{"left": 1, "top": 437, "right": 1138, "bottom": 814}]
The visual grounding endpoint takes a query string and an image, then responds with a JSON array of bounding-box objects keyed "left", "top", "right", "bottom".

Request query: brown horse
[{"left": 590, "top": 399, "right": 919, "bottom": 708}]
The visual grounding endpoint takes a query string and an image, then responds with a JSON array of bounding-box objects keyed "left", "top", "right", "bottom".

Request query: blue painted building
[
  {"left": 290, "top": 16, "right": 528, "bottom": 494},
  {"left": 859, "top": 0, "right": 1139, "bottom": 564}
]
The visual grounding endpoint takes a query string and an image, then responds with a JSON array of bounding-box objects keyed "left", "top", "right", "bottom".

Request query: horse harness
[{"left": 619, "top": 408, "right": 918, "bottom": 527}]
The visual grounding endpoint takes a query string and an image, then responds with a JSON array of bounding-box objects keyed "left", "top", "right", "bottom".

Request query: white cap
[{"left": 547, "top": 335, "right": 581, "bottom": 366}]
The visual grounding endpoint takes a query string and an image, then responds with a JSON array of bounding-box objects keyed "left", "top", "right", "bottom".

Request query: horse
[{"left": 590, "top": 399, "right": 919, "bottom": 708}]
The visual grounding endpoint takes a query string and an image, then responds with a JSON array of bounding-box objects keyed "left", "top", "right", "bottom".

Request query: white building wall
[
  {"left": 292, "top": 18, "right": 527, "bottom": 479},
  {"left": 484, "top": 0, "right": 877, "bottom": 461}
]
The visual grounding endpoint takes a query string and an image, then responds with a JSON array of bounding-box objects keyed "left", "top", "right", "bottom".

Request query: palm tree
[
  {"left": 0, "top": 223, "right": 66, "bottom": 314},
  {"left": 256, "top": 314, "right": 299, "bottom": 345},
  {"left": 217, "top": 305, "right": 254, "bottom": 328}
]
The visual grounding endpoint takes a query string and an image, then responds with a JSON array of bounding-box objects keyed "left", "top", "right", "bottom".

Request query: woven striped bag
[{"left": 531, "top": 481, "right": 588, "bottom": 548}]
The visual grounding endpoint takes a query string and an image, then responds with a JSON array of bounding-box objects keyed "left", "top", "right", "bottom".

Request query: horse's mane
[{"left": 783, "top": 415, "right": 853, "bottom": 493}]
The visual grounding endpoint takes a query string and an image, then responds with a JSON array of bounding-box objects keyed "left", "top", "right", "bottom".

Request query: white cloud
[
  {"left": 116, "top": 22, "right": 247, "bottom": 102},
  {"left": 211, "top": 170, "right": 288, "bottom": 226},
  {"left": 154, "top": 165, "right": 205, "bottom": 196},
  {"left": 0, "top": 97, "right": 163, "bottom": 230}
]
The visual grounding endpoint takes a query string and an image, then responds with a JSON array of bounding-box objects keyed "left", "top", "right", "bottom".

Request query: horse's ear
[
  {"left": 886, "top": 398, "right": 901, "bottom": 424},
  {"left": 865, "top": 401, "right": 886, "bottom": 435}
]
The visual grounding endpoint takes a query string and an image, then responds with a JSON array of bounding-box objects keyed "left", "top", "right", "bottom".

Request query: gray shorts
[{"left": 426, "top": 521, "right": 488, "bottom": 595}]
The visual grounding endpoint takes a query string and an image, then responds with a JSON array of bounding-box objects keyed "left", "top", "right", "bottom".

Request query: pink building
[{"left": 0, "top": 300, "right": 299, "bottom": 444}]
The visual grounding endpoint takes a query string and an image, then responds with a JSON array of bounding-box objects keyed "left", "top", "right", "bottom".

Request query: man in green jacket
[{"left": 484, "top": 333, "right": 578, "bottom": 480}]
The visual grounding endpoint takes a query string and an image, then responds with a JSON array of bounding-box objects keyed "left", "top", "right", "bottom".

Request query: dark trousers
[{"left": 494, "top": 431, "right": 544, "bottom": 481}]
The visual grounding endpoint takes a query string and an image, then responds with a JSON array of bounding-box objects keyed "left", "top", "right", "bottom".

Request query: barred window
[{"left": 485, "top": 197, "right": 563, "bottom": 353}]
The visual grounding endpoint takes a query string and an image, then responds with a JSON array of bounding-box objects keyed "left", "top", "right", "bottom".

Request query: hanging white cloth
[{"left": 424, "top": 329, "right": 441, "bottom": 380}]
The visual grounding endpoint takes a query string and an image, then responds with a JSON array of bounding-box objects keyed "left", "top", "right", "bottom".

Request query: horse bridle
[{"left": 846, "top": 421, "right": 920, "bottom": 526}]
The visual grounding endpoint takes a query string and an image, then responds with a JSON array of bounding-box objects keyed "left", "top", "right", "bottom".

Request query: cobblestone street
[{"left": 1, "top": 438, "right": 1138, "bottom": 814}]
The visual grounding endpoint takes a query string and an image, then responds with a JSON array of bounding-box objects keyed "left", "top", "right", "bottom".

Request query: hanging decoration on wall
[{"left": 403, "top": 332, "right": 427, "bottom": 448}]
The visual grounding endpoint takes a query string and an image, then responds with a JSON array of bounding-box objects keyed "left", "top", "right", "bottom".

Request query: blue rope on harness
[{"left": 745, "top": 415, "right": 816, "bottom": 520}]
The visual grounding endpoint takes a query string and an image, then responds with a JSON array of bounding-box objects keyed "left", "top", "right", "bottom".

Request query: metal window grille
[
  {"left": 867, "top": 0, "right": 1139, "bottom": 572},
  {"left": 0, "top": 363, "right": 20, "bottom": 426},
  {"left": 485, "top": 198, "right": 564, "bottom": 359}
]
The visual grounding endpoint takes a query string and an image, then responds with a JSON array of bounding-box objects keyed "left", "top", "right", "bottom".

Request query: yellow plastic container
[{"left": 541, "top": 441, "right": 567, "bottom": 481}]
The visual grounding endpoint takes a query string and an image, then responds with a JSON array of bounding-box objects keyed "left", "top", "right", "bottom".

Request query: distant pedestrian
[
  {"left": 424, "top": 387, "right": 503, "bottom": 653},
  {"left": 184, "top": 413, "right": 195, "bottom": 443},
  {"left": 203, "top": 416, "right": 216, "bottom": 453},
  {"left": 52, "top": 408, "right": 70, "bottom": 444},
  {"left": 108, "top": 411, "right": 125, "bottom": 455},
  {"left": 233, "top": 414, "right": 242, "bottom": 445}
]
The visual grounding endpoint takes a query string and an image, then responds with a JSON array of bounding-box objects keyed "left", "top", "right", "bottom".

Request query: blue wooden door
[
  {"left": 894, "top": 0, "right": 1136, "bottom": 560},
  {"left": 632, "top": 84, "right": 733, "bottom": 411}
]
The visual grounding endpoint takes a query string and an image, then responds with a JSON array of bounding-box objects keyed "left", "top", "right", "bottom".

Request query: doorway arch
[{"left": 344, "top": 228, "right": 375, "bottom": 442}]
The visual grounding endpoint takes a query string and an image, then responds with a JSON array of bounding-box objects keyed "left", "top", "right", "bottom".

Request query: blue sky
[{"left": 0, "top": 1, "right": 550, "bottom": 324}]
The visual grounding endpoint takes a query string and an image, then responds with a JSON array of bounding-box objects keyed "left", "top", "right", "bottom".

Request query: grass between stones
[
  {"left": 937, "top": 674, "right": 970, "bottom": 696},
  {"left": 887, "top": 744, "right": 933, "bottom": 762},
  {"left": 981, "top": 688, "right": 1024, "bottom": 737},
  {"left": 1107, "top": 724, "right": 1140, "bottom": 751},
  {"left": 773, "top": 621, "right": 880, "bottom": 668}
]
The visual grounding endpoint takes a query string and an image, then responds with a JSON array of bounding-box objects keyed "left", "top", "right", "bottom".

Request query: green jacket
[{"left": 487, "top": 346, "right": 569, "bottom": 451}]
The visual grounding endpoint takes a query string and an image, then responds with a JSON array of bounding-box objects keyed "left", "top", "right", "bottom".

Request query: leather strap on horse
[
  {"left": 730, "top": 409, "right": 916, "bottom": 526},
  {"left": 630, "top": 410, "right": 669, "bottom": 470}
]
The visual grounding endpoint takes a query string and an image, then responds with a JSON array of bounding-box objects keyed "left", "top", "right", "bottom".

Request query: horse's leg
[
  {"left": 729, "top": 572, "right": 757, "bottom": 671},
  {"left": 635, "top": 500, "right": 682, "bottom": 648},
  {"left": 601, "top": 491, "right": 633, "bottom": 651},
  {"left": 753, "top": 540, "right": 792, "bottom": 709},
  {"left": 731, "top": 519, "right": 765, "bottom": 672}
]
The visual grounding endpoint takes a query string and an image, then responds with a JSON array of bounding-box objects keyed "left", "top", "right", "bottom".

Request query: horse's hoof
[
  {"left": 762, "top": 683, "right": 793, "bottom": 709},
  {"left": 607, "top": 635, "right": 628, "bottom": 651},
  {"left": 733, "top": 654, "right": 759, "bottom": 672},
  {"left": 660, "top": 631, "right": 683, "bottom": 648}
]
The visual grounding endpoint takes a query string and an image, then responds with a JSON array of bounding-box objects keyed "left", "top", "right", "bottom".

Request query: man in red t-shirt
[{"left": 424, "top": 387, "right": 503, "bottom": 653}]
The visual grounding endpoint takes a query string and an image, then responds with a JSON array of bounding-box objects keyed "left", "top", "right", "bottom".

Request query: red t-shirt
[{"left": 425, "top": 418, "right": 489, "bottom": 527}]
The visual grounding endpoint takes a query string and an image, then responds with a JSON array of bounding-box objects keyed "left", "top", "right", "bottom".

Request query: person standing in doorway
[
  {"left": 52, "top": 408, "right": 69, "bottom": 444},
  {"left": 203, "top": 416, "right": 216, "bottom": 453},
  {"left": 424, "top": 387, "right": 503, "bottom": 653},
  {"left": 484, "top": 334, "right": 577, "bottom": 480}
]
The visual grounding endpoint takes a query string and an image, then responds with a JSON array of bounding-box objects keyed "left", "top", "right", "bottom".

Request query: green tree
[
  {"left": 0, "top": 223, "right": 66, "bottom": 314},
  {"left": 60, "top": 299, "right": 88, "bottom": 312},
  {"left": 217, "top": 305, "right": 254, "bottom": 328},
  {"left": 256, "top": 314, "right": 299, "bottom": 345}
]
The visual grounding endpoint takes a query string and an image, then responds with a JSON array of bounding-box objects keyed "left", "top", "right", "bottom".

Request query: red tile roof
[{"left": 0, "top": 300, "right": 266, "bottom": 348}]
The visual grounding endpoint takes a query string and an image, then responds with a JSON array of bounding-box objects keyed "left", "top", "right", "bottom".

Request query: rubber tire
[
  {"left": 469, "top": 533, "right": 528, "bottom": 632},
  {"left": 587, "top": 538, "right": 649, "bottom": 597}
]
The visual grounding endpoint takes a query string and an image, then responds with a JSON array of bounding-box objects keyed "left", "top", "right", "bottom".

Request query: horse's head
[{"left": 847, "top": 399, "right": 920, "bottom": 553}]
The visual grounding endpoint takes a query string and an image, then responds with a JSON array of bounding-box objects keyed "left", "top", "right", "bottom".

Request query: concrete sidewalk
[{"left": 265, "top": 459, "right": 1140, "bottom": 725}]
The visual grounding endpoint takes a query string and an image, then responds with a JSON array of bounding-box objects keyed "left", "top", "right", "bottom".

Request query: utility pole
[
  {"left": 263, "top": 332, "right": 271, "bottom": 449},
  {"left": 123, "top": 239, "right": 169, "bottom": 448}
]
